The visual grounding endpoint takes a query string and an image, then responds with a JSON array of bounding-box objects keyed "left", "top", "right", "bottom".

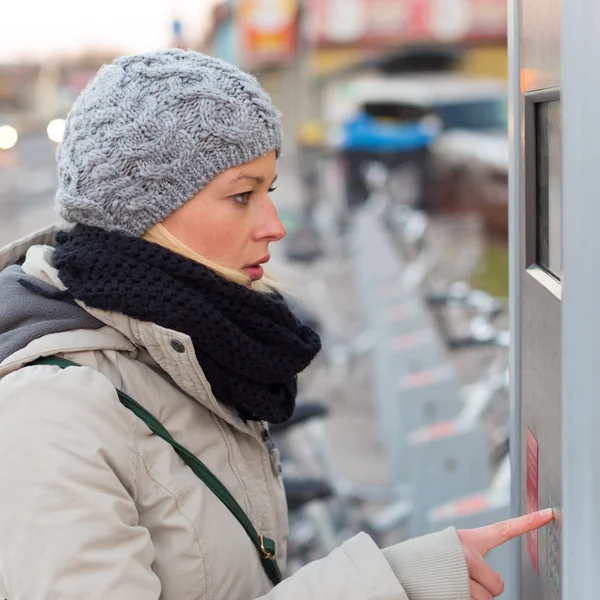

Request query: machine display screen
[{"left": 536, "top": 100, "right": 562, "bottom": 280}]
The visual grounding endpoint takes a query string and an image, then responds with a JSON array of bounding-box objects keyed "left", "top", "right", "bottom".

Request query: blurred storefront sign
[
  {"left": 306, "top": 0, "right": 506, "bottom": 47},
  {"left": 236, "top": 0, "right": 299, "bottom": 68}
]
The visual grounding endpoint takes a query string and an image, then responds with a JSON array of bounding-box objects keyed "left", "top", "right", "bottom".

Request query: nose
[{"left": 256, "top": 198, "right": 286, "bottom": 242}]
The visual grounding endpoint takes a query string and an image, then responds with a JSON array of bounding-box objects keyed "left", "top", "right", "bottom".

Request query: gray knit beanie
[{"left": 55, "top": 49, "right": 283, "bottom": 237}]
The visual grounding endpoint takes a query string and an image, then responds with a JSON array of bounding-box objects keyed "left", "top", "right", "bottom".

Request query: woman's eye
[
  {"left": 233, "top": 192, "right": 252, "bottom": 205},
  {"left": 232, "top": 186, "right": 276, "bottom": 205}
]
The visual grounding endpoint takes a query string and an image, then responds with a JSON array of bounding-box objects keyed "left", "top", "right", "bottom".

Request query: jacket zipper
[
  {"left": 257, "top": 420, "right": 286, "bottom": 567},
  {"left": 258, "top": 421, "right": 282, "bottom": 476}
]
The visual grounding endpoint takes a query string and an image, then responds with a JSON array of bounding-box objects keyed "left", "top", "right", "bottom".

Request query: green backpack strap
[{"left": 30, "top": 355, "right": 283, "bottom": 586}]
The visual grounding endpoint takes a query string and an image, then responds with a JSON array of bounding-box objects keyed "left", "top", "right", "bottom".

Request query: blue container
[{"left": 340, "top": 113, "right": 438, "bottom": 152}]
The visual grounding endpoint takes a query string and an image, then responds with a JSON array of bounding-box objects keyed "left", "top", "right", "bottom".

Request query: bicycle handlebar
[
  {"left": 426, "top": 287, "right": 504, "bottom": 318},
  {"left": 447, "top": 331, "right": 509, "bottom": 350}
]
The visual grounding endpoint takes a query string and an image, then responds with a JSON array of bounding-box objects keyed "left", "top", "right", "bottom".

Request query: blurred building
[
  {"left": 208, "top": 0, "right": 507, "bottom": 152},
  {"left": 210, "top": 1, "right": 240, "bottom": 65},
  {"left": 0, "top": 64, "right": 40, "bottom": 113},
  {"left": 306, "top": 0, "right": 507, "bottom": 77}
]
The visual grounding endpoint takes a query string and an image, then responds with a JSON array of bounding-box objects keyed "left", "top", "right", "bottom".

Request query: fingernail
[{"left": 542, "top": 508, "right": 553, "bottom": 518}]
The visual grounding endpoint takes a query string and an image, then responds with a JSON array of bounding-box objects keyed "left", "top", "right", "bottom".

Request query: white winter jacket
[{"left": 0, "top": 226, "right": 470, "bottom": 600}]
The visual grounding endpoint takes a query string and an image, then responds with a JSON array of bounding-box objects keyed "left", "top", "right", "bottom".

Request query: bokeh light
[
  {"left": 46, "top": 118, "right": 66, "bottom": 143},
  {"left": 0, "top": 125, "right": 18, "bottom": 150}
]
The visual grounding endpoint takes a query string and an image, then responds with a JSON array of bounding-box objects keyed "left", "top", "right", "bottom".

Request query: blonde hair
[{"left": 142, "top": 223, "right": 280, "bottom": 293}]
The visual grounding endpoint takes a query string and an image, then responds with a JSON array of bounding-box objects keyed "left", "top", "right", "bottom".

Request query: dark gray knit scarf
[{"left": 52, "top": 225, "right": 321, "bottom": 424}]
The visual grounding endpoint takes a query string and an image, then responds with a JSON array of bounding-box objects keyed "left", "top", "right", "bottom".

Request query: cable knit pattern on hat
[{"left": 55, "top": 49, "right": 283, "bottom": 236}]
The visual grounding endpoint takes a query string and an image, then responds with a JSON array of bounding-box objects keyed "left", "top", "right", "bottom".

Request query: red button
[{"left": 526, "top": 428, "right": 539, "bottom": 574}]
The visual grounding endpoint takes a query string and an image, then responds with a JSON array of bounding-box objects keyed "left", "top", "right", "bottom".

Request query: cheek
[{"left": 178, "top": 204, "right": 250, "bottom": 263}]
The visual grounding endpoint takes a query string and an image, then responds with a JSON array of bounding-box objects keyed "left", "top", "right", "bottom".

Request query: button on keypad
[{"left": 546, "top": 485, "right": 561, "bottom": 599}]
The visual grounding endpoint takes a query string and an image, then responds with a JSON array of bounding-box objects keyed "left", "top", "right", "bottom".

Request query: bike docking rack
[
  {"left": 426, "top": 454, "right": 513, "bottom": 599},
  {"left": 349, "top": 185, "right": 509, "bottom": 542},
  {"left": 352, "top": 205, "right": 462, "bottom": 485},
  {"left": 407, "top": 376, "right": 501, "bottom": 537}
]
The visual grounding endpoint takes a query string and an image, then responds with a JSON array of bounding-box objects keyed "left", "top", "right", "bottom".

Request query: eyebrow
[{"left": 229, "top": 173, "right": 278, "bottom": 185}]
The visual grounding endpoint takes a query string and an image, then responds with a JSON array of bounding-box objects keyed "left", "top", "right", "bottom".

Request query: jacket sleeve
[
  {"left": 0, "top": 364, "right": 161, "bottom": 600},
  {"left": 259, "top": 533, "right": 408, "bottom": 600},
  {"left": 255, "top": 528, "right": 469, "bottom": 600}
]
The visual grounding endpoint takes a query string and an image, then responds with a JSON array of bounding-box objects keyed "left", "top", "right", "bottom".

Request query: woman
[{"left": 0, "top": 49, "right": 550, "bottom": 600}]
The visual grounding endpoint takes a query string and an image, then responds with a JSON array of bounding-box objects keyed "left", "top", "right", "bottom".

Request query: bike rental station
[
  {"left": 1, "top": 0, "right": 600, "bottom": 597},
  {"left": 280, "top": 0, "right": 600, "bottom": 594},
  {"left": 337, "top": 0, "right": 600, "bottom": 596}
]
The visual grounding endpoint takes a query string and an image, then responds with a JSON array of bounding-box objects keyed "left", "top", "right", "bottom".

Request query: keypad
[{"left": 546, "top": 486, "right": 561, "bottom": 599}]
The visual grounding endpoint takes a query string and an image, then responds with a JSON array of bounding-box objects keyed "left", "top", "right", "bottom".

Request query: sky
[{"left": 0, "top": 0, "right": 221, "bottom": 62}]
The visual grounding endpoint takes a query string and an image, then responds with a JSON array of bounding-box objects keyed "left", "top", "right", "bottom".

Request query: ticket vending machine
[
  {"left": 513, "top": 0, "right": 562, "bottom": 596},
  {"left": 510, "top": 0, "right": 600, "bottom": 598}
]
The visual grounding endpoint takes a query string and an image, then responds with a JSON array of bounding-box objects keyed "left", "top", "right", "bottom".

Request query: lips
[
  {"left": 242, "top": 265, "right": 265, "bottom": 281},
  {"left": 242, "top": 254, "right": 270, "bottom": 281}
]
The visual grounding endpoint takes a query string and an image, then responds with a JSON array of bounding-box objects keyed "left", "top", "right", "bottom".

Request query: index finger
[{"left": 477, "top": 509, "right": 554, "bottom": 555}]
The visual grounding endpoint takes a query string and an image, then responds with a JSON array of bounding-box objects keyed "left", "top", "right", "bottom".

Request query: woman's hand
[{"left": 457, "top": 508, "right": 554, "bottom": 599}]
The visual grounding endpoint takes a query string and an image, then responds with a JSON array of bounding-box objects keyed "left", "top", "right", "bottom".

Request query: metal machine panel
[
  {"left": 521, "top": 0, "right": 561, "bottom": 92},
  {"left": 517, "top": 0, "right": 563, "bottom": 598}
]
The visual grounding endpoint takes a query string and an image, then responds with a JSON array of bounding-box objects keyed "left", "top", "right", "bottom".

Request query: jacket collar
[{"left": 0, "top": 226, "right": 258, "bottom": 436}]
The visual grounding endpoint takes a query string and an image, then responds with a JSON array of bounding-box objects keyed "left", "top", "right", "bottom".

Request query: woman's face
[{"left": 161, "top": 151, "right": 285, "bottom": 282}]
